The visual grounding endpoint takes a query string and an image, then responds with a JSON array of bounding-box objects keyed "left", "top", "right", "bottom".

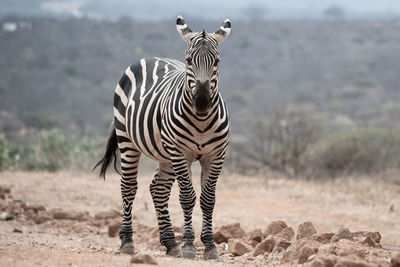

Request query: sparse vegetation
[
  {"left": 311, "top": 128, "right": 400, "bottom": 176},
  {"left": 228, "top": 109, "right": 400, "bottom": 177},
  {"left": 0, "top": 128, "right": 103, "bottom": 172},
  {"left": 1, "top": 16, "right": 400, "bottom": 177},
  {"left": 245, "top": 107, "right": 322, "bottom": 176}
]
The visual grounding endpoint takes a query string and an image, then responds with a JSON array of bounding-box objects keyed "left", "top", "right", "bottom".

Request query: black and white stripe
[{"left": 95, "top": 16, "right": 231, "bottom": 260}]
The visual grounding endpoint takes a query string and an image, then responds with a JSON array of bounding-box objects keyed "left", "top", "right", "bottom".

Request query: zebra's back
[{"left": 113, "top": 57, "right": 185, "bottom": 162}]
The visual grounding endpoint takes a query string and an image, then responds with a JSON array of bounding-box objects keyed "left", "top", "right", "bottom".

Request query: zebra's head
[{"left": 176, "top": 16, "right": 231, "bottom": 117}]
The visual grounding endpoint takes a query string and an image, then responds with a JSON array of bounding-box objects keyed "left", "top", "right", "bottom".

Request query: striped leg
[
  {"left": 149, "top": 163, "right": 180, "bottom": 256},
  {"left": 118, "top": 146, "right": 141, "bottom": 254},
  {"left": 171, "top": 155, "right": 197, "bottom": 259},
  {"left": 200, "top": 153, "right": 225, "bottom": 260}
]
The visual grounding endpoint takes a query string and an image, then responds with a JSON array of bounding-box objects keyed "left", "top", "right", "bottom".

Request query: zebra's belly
[{"left": 125, "top": 102, "right": 171, "bottom": 163}]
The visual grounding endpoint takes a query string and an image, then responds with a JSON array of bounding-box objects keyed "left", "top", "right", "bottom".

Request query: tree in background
[
  {"left": 247, "top": 107, "right": 322, "bottom": 176},
  {"left": 324, "top": 5, "right": 345, "bottom": 20}
]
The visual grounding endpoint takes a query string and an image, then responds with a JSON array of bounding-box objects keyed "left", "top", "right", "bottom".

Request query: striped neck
[{"left": 182, "top": 85, "right": 220, "bottom": 124}]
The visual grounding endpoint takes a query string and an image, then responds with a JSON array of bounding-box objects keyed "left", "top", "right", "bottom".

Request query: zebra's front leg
[
  {"left": 119, "top": 148, "right": 141, "bottom": 254},
  {"left": 172, "top": 156, "right": 197, "bottom": 259},
  {"left": 149, "top": 163, "right": 180, "bottom": 256},
  {"left": 200, "top": 155, "right": 225, "bottom": 260}
]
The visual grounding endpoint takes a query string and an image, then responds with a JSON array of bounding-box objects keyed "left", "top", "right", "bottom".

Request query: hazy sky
[
  {"left": 2, "top": 0, "right": 400, "bottom": 20},
  {"left": 260, "top": 0, "right": 400, "bottom": 12}
]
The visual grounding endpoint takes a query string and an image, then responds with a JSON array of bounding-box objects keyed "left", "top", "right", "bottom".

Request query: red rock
[
  {"left": 263, "top": 221, "right": 287, "bottom": 237},
  {"left": 94, "top": 209, "right": 121, "bottom": 220},
  {"left": 108, "top": 220, "right": 120, "bottom": 237},
  {"left": 34, "top": 210, "right": 52, "bottom": 224},
  {"left": 24, "top": 204, "right": 46, "bottom": 212},
  {"left": 391, "top": 253, "right": 400, "bottom": 267},
  {"left": 0, "top": 186, "right": 11, "bottom": 195},
  {"left": 275, "top": 227, "right": 295, "bottom": 241},
  {"left": 335, "top": 258, "right": 374, "bottom": 267},
  {"left": 130, "top": 254, "right": 157, "bottom": 265},
  {"left": 253, "top": 236, "right": 276, "bottom": 256},
  {"left": 49, "top": 208, "right": 91, "bottom": 221},
  {"left": 351, "top": 231, "right": 381, "bottom": 244},
  {"left": 313, "top": 232, "right": 334, "bottom": 244},
  {"left": 0, "top": 199, "right": 7, "bottom": 208},
  {"left": 298, "top": 245, "right": 316, "bottom": 264},
  {"left": 297, "top": 221, "right": 317, "bottom": 240},
  {"left": 214, "top": 223, "right": 246, "bottom": 244},
  {"left": 281, "top": 238, "right": 321, "bottom": 264},
  {"left": 50, "top": 208, "right": 70, "bottom": 220},
  {"left": 248, "top": 240, "right": 259, "bottom": 248},
  {"left": 311, "top": 259, "right": 325, "bottom": 267},
  {"left": 312, "top": 256, "right": 337, "bottom": 267},
  {"left": 331, "top": 228, "right": 354, "bottom": 242},
  {"left": 335, "top": 239, "right": 367, "bottom": 259},
  {"left": 247, "top": 228, "right": 263, "bottom": 243},
  {"left": 25, "top": 209, "right": 36, "bottom": 219},
  {"left": 362, "top": 236, "right": 376, "bottom": 247},
  {"left": 69, "top": 211, "right": 91, "bottom": 221},
  {"left": 275, "top": 239, "right": 292, "bottom": 250},
  {"left": 228, "top": 239, "right": 253, "bottom": 256}
]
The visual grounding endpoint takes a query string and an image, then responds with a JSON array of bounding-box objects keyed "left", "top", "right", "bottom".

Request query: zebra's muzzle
[{"left": 193, "top": 80, "right": 211, "bottom": 116}]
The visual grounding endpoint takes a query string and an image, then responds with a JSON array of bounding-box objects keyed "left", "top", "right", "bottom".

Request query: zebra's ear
[
  {"left": 213, "top": 19, "right": 231, "bottom": 45},
  {"left": 176, "top": 15, "right": 194, "bottom": 45}
]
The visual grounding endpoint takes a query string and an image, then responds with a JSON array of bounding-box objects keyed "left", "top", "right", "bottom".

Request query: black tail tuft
[{"left": 93, "top": 125, "right": 120, "bottom": 179}]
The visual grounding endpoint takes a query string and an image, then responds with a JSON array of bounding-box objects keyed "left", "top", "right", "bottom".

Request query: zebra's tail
[{"left": 92, "top": 124, "right": 120, "bottom": 179}]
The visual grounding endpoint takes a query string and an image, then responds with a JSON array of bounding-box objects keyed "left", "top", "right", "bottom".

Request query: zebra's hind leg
[
  {"left": 149, "top": 163, "right": 180, "bottom": 256},
  {"left": 118, "top": 146, "right": 141, "bottom": 255},
  {"left": 172, "top": 156, "right": 197, "bottom": 259}
]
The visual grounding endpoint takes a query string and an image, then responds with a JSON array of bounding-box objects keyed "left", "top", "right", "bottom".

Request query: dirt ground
[{"left": 0, "top": 169, "right": 399, "bottom": 266}]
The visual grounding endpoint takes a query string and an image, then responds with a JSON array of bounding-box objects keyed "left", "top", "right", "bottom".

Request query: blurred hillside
[
  {"left": 1, "top": 16, "right": 400, "bottom": 175},
  {"left": 1, "top": 16, "right": 400, "bottom": 138}
]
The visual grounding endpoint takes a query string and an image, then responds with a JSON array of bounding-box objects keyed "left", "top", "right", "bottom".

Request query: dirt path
[{"left": 0, "top": 171, "right": 399, "bottom": 266}]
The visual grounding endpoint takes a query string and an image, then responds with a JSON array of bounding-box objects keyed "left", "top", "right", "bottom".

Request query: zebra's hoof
[
  {"left": 181, "top": 244, "right": 196, "bottom": 259},
  {"left": 166, "top": 244, "right": 181, "bottom": 257},
  {"left": 120, "top": 241, "right": 134, "bottom": 255},
  {"left": 203, "top": 246, "right": 219, "bottom": 260}
]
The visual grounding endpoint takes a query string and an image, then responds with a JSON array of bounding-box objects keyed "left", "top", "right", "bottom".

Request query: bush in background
[
  {"left": 0, "top": 128, "right": 103, "bottom": 172},
  {"left": 229, "top": 108, "right": 400, "bottom": 178},
  {"left": 311, "top": 128, "right": 400, "bottom": 176},
  {"left": 243, "top": 107, "right": 322, "bottom": 176},
  {"left": 22, "top": 128, "right": 70, "bottom": 171},
  {"left": 1, "top": 124, "right": 400, "bottom": 178}
]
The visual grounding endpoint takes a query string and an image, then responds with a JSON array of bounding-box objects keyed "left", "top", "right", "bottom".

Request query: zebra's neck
[{"left": 181, "top": 86, "right": 220, "bottom": 127}]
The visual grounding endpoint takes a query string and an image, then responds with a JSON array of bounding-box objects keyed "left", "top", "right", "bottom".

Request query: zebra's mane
[{"left": 186, "top": 32, "right": 218, "bottom": 58}]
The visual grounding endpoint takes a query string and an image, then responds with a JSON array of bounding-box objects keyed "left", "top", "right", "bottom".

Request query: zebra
[{"left": 94, "top": 16, "right": 231, "bottom": 260}]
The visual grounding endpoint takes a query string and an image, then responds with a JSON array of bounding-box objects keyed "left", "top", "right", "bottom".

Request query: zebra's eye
[
  {"left": 214, "top": 58, "right": 220, "bottom": 66},
  {"left": 186, "top": 58, "right": 192, "bottom": 65}
]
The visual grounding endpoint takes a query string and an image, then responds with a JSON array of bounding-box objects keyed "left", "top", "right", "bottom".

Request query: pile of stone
[
  {"left": 0, "top": 185, "right": 122, "bottom": 234},
  {"left": 213, "top": 220, "right": 398, "bottom": 266}
]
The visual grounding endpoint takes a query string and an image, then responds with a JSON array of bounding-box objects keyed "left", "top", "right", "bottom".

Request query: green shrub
[
  {"left": 24, "top": 113, "right": 58, "bottom": 130},
  {"left": 22, "top": 128, "right": 70, "bottom": 171},
  {"left": 0, "top": 128, "right": 105, "bottom": 172},
  {"left": 0, "top": 140, "right": 11, "bottom": 171},
  {"left": 312, "top": 128, "right": 400, "bottom": 176},
  {"left": 68, "top": 136, "right": 104, "bottom": 170}
]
